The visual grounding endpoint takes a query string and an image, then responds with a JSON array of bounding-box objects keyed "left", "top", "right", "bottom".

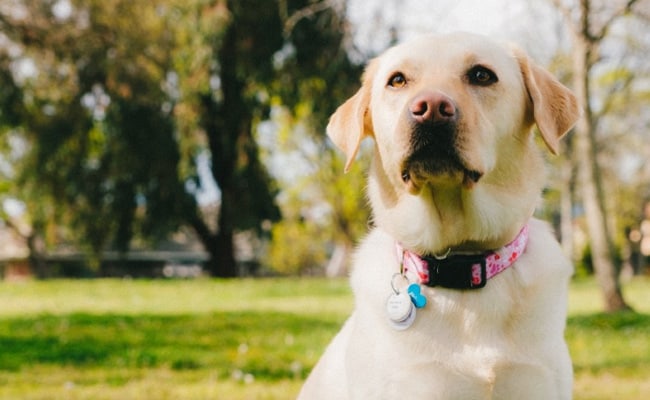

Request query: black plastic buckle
[{"left": 423, "top": 254, "right": 488, "bottom": 290}]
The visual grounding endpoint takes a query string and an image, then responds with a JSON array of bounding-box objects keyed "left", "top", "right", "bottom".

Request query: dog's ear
[
  {"left": 327, "top": 60, "right": 376, "bottom": 172},
  {"left": 516, "top": 51, "right": 581, "bottom": 154}
]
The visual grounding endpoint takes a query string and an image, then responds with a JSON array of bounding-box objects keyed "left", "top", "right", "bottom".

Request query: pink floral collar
[{"left": 396, "top": 224, "right": 529, "bottom": 289}]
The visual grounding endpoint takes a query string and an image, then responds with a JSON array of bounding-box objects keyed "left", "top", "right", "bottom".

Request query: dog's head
[{"left": 328, "top": 33, "right": 580, "bottom": 252}]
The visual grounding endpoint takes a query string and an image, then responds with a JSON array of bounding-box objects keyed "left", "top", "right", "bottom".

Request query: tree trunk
[
  {"left": 202, "top": 230, "right": 237, "bottom": 278},
  {"left": 572, "top": 34, "right": 631, "bottom": 312},
  {"left": 325, "top": 241, "right": 352, "bottom": 278},
  {"left": 191, "top": 6, "right": 245, "bottom": 278},
  {"left": 190, "top": 205, "right": 237, "bottom": 278},
  {"left": 212, "top": 187, "right": 238, "bottom": 277},
  {"left": 559, "top": 141, "right": 575, "bottom": 260},
  {"left": 27, "top": 232, "right": 49, "bottom": 279}
]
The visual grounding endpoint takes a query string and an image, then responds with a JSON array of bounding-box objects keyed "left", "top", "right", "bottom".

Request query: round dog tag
[{"left": 386, "top": 291, "right": 416, "bottom": 330}]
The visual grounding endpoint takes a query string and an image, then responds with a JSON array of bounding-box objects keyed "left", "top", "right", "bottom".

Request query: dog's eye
[
  {"left": 387, "top": 72, "right": 407, "bottom": 88},
  {"left": 467, "top": 66, "right": 498, "bottom": 86}
]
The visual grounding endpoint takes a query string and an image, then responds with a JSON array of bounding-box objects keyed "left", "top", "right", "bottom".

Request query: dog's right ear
[{"left": 327, "top": 60, "right": 376, "bottom": 172}]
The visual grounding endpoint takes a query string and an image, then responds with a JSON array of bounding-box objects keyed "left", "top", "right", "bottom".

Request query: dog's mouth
[
  {"left": 401, "top": 162, "right": 483, "bottom": 192},
  {"left": 400, "top": 123, "right": 483, "bottom": 192}
]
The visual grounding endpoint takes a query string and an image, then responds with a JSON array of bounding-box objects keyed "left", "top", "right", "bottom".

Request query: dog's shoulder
[
  {"left": 349, "top": 228, "right": 399, "bottom": 301},
  {"left": 517, "top": 218, "right": 573, "bottom": 286}
]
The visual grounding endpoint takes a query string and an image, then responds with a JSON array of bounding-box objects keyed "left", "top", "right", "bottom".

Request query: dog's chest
[
  {"left": 349, "top": 299, "right": 551, "bottom": 399},
  {"left": 347, "top": 226, "right": 567, "bottom": 399}
]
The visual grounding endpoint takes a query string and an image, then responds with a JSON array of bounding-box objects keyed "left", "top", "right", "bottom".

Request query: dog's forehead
[{"left": 374, "top": 33, "right": 517, "bottom": 80}]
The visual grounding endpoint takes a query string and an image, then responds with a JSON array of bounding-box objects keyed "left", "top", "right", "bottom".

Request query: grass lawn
[{"left": 0, "top": 277, "right": 648, "bottom": 399}]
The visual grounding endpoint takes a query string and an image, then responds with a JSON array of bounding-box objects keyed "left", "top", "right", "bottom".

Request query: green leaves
[
  {"left": 0, "top": 0, "right": 366, "bottom": 275},
  {"left": 0, "top": 0, "right": 190, "bottom": 258}
]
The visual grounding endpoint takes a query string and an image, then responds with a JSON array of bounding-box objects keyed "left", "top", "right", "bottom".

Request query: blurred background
[
  {"left": 0, "top": 0, "right": 649, "bottom": 309},
  {"left": 1, "top": 1, "right": 650, "bottom": 399}
]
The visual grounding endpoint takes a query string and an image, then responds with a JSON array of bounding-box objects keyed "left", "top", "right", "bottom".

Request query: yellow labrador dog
[{"left": 298, "top": 32, "right": 580, "bottom": 400}]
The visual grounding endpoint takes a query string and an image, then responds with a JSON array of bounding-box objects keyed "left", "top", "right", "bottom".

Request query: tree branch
[
  {"left": 550, "top": 0, "right": 579, "bottom": 36},
  {"left": 592, "top": 0, "right": 640, "bottom": 42},
  {"left": 551, "top": 0, "right": 642, "bottom": 43},
  {"left": 282, "top": 0, "right": 338, "bottom": 37},
  {"left": 190, "top": 209, "right": 216, "bottom": 245},
  {"left": 593, "top": 71, "right": 633, "bottom": 121}
]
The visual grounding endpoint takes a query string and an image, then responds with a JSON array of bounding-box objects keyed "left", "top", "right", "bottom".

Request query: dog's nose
[{"left": 409, "top": 93, "right": 456, "bottom": 124}]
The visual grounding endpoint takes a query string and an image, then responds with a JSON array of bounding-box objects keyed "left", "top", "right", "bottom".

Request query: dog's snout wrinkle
[{"left": 410, "top": 92, "right": 457, "bottom": 124}]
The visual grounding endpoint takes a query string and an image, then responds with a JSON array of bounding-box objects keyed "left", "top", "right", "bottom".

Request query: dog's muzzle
[{"left": 401, "top": 91, "right": 483, "bottom": 188}]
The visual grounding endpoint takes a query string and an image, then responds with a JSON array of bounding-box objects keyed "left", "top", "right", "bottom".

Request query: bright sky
[{"left": 347, "top": 0, "right": 563, "bottom": 63}]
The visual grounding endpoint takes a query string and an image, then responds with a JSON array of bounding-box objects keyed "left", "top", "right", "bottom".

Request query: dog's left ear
[
  {"left": 327, "top": 60, "right": 377, "bottom": 172},
  {"left": 516, "top": 50, "right": 581, "bottom": 154}
]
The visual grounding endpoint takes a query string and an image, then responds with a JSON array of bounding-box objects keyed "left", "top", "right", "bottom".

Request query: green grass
[
  {"left": 0, "top": 277, "right": 648, "bottom": 399},
  {"left": 566, "top": 278, "right": 650, "bottom": 400}
]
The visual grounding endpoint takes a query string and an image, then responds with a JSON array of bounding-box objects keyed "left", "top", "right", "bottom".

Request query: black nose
[{"left": 409, "top": 92, "right": 457, "bottom": 124}]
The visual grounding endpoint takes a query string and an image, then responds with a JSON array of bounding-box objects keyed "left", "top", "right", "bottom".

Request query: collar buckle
[{"left": 425, "top": 254, "right": 488, "bottom": 290}]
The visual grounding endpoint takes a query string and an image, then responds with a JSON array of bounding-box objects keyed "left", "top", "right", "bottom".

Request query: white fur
[
  {"left": 299, "top": 32, "right": 578, "bottom": 400},
  {"left": 300, "top": 221, "right": 573, "bottom": 400}
]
